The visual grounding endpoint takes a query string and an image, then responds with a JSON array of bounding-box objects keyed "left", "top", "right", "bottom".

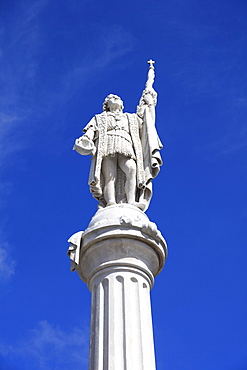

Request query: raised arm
[{"left": 137, "top": 60, "right": 157, "bottom": 121}]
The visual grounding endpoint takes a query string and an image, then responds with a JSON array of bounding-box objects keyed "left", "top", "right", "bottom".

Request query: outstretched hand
[{"left": 73, "top": 135, "right": 96, "bottom": 156}]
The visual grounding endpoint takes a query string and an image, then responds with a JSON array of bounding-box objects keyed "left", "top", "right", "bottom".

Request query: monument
[{"left": 68, "top": 61, "right": 167, "bottom": 369}]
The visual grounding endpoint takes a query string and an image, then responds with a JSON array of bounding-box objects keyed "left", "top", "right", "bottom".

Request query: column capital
[{"left": 71, "top": 204, "right": 167, "bottom": 289}]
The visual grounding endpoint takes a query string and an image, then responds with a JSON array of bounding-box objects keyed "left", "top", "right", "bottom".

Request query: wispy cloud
[
  {"left": 168, "top": 15, "right": 247, "bottom": 104},
  {"left": 0, "top": 1, "right": 46, "bottom": 163},
  {"left": 206, "top": 124, "right": 247, "bottom": 157},
  {"left": 0, "top": 321, "right": 89, "bottom": 369},
  {"left": 62, "top": 24, "right": 135, "bottom": 94},
  {"left": 0, "top": 2, "right": 136, "bottom": 271},
  {"left": 0, "top": 3, "right": 135, "bottom": 160},
  {"left": 0, "top": 243, "right": 16, "bottom": 283}
]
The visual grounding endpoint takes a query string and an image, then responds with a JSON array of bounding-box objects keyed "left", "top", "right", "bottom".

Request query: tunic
[{"left": 104, "top": 112, "right": 136, "bottom": 159}]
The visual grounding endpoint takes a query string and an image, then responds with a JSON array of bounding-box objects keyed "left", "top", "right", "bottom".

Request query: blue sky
[{"left": 0, "top": 0, "right": 246, "bottom": 369}]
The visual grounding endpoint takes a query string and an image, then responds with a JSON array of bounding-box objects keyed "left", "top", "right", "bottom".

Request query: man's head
[{"left": 103, "top": 94, "right": 124, "bottom": 113}]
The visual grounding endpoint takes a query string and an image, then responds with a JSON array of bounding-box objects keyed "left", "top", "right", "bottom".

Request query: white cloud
[
  {"left": 0, "top": 4, "right": 135, "bottom": 160},
  {"left": 0, "top": 321, "right": 89, "bottom": 370},
  {"left": 62, "top": 24, "right": 135, "bottom": 93},
  {"left": 197, "top": 120, "right": 247, "bottom": 159},
  {"left": 0, "top": 244, "right": 16, "bottom": 282},
  {"left": 0, "top": 1, "right": 46, "bottom": 164}
]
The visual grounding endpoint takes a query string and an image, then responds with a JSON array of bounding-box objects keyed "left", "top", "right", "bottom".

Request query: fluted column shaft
[{"left": 89, "top": 267, "right": 156, "bottom": 370}]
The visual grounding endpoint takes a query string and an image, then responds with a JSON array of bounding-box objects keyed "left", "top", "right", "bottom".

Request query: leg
[
  {"left": 118, "top": 155, "right": 137, "bottom": 204},
  {"left": 102, "top": 156, "right": 117, "bottom": 206}
]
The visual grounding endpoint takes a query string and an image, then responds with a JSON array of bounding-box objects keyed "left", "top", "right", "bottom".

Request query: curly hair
[{"left": 103, "top": 94, "right": 124, "bottom": 112}]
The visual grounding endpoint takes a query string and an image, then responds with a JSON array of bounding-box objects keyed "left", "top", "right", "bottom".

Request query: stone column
[{"left": 73, "top": 204, "right": 167, "bottom": 370}]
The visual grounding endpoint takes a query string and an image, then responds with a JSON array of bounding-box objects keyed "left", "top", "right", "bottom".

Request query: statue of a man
[{"left": 73, "top": 61, "right": 162, "bottom": 211}]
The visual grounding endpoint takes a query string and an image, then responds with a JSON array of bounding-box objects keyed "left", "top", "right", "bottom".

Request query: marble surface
[
  {"left": 68, "top": 204, "right": 167, "bottom": 370},
  {"left": 68, "top": 62, "right": 167, "bottom": 369},
  {"left": 73, "top": 62, "right": 162, "bottom": 212}
]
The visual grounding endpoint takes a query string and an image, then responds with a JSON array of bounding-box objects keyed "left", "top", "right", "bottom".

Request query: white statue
[{"left": 73, "top": 60, "right": 162, "bottom": 211}]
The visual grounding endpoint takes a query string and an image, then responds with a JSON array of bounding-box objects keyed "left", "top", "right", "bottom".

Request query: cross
[{"left": 147, "top": 59, "right": 155, "bottom": 68}]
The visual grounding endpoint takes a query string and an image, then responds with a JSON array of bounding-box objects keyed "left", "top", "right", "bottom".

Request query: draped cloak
[{"left": 83, "top": 107, "right": 162, "bottom": 211}]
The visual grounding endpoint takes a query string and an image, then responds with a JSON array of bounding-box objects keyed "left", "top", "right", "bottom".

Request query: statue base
[{"left": 68, "top": 204, "right": 167, "bottom": 370}]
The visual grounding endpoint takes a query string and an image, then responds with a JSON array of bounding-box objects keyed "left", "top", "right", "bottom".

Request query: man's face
[{"left": 107, "top": 95, "right": 123, "bottom": 112}]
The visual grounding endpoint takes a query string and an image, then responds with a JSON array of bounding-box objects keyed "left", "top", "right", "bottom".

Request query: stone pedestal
[{"left": 69, "top": 204, "right": 167, "bottom": 370}]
